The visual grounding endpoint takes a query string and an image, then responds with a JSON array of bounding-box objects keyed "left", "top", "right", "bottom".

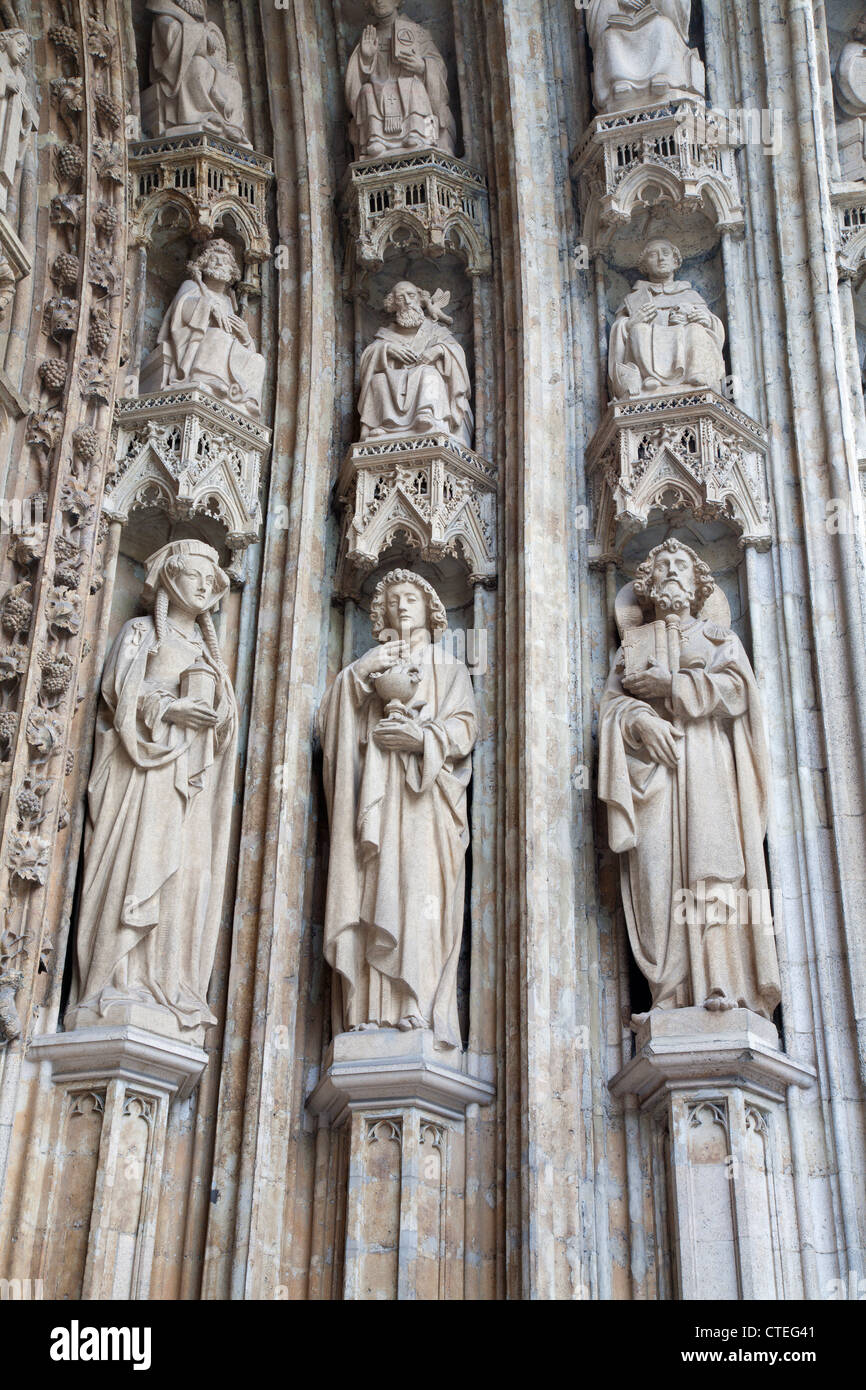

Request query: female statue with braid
[{"left": 69, "top": 540, "right": 238, "bottom": 1042}]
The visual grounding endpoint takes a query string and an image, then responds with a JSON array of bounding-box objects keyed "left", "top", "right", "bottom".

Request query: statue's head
[
  {"left": 189, "top": 238, "right": 241, "bottom": 288},
  {"left": 384, "top": 281, "right": 426, "bottom": 330},
  {"left": 0, "top": 29, "right": 30, "bottom": 66},
  {"left": 142, "top": 540, "right": 230, "bottom": 618},
  {"left": 637, "top": 238, "right": 683, "bottom": 280},
  {"left": 366, "top": 0, "right": 403, "bottom": 19},
  {"left": 633, "top": 539, "right": 715, "bottom": 618},
  {"left": 370, "top": 568, "right": 448, "bottom": 642}
]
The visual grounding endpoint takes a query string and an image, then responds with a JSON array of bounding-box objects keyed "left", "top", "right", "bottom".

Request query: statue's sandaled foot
[
  {"left": 355, "top": 1020, "right": 379, "bottom": 1031},
  {"left": 704, "top": 992, "right": 737, "bottom": 1012},
  {"left": 642, "top": 377, "right": 662, "bottom": 391},
  {"left": 366, "top": 139, "right": 387, "bottom": 156},
  {"left": 397, "top": 1014, "right": 429, "bottom": 1031},
  {"left": 629, "top": 1010, "right": 653, "bottom": 1028}
]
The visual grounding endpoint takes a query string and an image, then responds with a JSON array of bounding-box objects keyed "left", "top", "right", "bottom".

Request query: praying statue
[
  {"left": 144, "top": 0, "right": 250, "bottom": 146},
  {"left": 598, "top": 539, "right": 781, "bottom": 1023},
  {"left": 318, "top": 569, "right": 477, "bottom": 1049},
  {"left": 345, "top": 0, "right": 456, "bottom": 158},
  {"left": 359, "top": 281, "right": 473, "bottom": 445},
  {"left": 0, "top": 30, "right": 36, "bottom": 215},
  {"left": 69, "top": 541, "right": 238, "bottom": 1042},
  {"left": 608, "top": 238, "right": 726, "bottom": 400},
  {"left": 586, "top": 0, "right": 705, "bottom": 115},
  {"left": 142, "top": 238, "right": 265, "bottom": 419}
]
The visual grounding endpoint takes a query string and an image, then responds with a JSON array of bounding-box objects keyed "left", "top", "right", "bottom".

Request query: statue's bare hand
[
  {"left": 685, "top": 306, "right": 712, "bottom": 327},
  {"left": 360, "top": 24, "right": 378, "bottom": 62},
  {"left": 633, "top": 712, "right": 682, "bottom": 767},
  {"left": 399, "top": 53, "right": 425, "bottom": 75},
  {"left": 165, "top": 698, "right": 218, "bottom": 730},
  {"left": 630, "top": 303, "right": 657, "bottom": 327},
  {"left": 388, "top": 344, "right": 419, "bottom": 366},
  {"left": 228, "top": 313, "right": 252, "bottom": 344},
  {"left": 623, "top": 660, "right": 673, "bottom": 699},
  {"left": 373, "top": 714, "right": 424, "bottom": 752},
  {"left": 355, "top": 639, "right": 408, "bottom": 681}
]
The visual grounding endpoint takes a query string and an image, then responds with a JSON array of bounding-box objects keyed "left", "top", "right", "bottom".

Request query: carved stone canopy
[
  {"left": 587, "top": 389, "right": 771, "bottom": 560},
  {"left": 572, "top": 100, "right": 745, "bottom": 252},
  {"left": 336, "top": 433, "right": 497, "bottom": 597},
  {"left": 107, "top": 389, "right": 270, "bottom": 585}
]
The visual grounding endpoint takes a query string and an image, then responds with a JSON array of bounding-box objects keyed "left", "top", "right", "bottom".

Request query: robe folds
[
  {"left": 157, "top": 277, "right": 265, "bottom": 418},
  {"left": 147, "top": 0, "right": 249, "bottom": 145},
  {"left": 345, "top": 15, "right": 455, "bottom": 156},
  {"left": 74, "top": 615, "right": 237, "bottom": 1032},
  {"left": 598, "top": 617, "right": 781, "bottom": 1017},
  {"left": 318, "top": 644, "right": 477, "bottom": 1049},
  {"left": 608, "top": 278, "right": 726, "bottom": 399},
  {"left": 358, "top": 319, "right": 473, "bottom": 445},
  {"left": 587, "top": 0, "right": 704, "bottom": 113}
]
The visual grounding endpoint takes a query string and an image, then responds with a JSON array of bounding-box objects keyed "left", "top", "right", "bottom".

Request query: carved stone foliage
[
  {"left": 107, "top": 390, "right": 268, "bottom": 582},
  {"left": 587, "top": 390, "right": 770, "bottom": 555},
  {"left": 317, "top": 569, "right": 476, "bottom": 1050},
  {"left": 66, "top": 540, "right": 238, "bottom": 1047},
  {"left": 0, "top": 0, "right": 127, "bottom": 1048},
  {"left": 337, "top": 434, "right": 496, "bottom": 595},
  {"left": 129, "top": 134, "right": 273, "bottom": 292},
  {"left": 344, "top": 148, "right": 491, "bottom": 277},
  {"left": 598, "top": 540, "right": 781, "bottom": 1020},
  {"left": 573, "top": 100, "right": 744, "bottom": 249}
]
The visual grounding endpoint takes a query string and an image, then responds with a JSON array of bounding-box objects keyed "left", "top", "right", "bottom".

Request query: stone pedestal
[
  {"left": 610, "top": 1008, "right": 815, "bottom": 1301},
  {"left": 343, "top": 148, "right": 491, "bottom": 276},
  {"left": 28, "top": 1026, "right": 207, "bottom": 1300},
  {"left": 308, "top": 1030, "right": 494, "bottom": 1301},
  {"left": 107, "top": 388, "right": 270, "bottom": 584},
  {"left": 336, "top": 433, "right": 497, "bottom": 595},
  {"left": 572, "top": 99, "right": 744, "bottom": 251},
  {"left": 587, "top": 389, "right": 771, "bottom": 559}
]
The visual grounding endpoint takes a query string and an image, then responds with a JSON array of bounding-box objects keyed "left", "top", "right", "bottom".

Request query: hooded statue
[{"left": 69, "top": 540, "right": 238, "bottom": 1041}]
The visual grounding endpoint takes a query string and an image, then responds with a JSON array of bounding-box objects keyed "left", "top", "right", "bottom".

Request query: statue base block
[
  {"left": 611, "top": 1007, "right": 815, "bottom": 1300},
  {"left": 308, "top": 1030, "right": 494, "bottom": 1300},
  {"left": 63, "top": 998, "right": 210, "bottom": 1054}
]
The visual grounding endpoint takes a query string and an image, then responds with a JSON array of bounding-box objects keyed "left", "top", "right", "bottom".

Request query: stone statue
[
  {"left": 143, "top": 0, "right": 250, "bottom": 147},
  {"left": 345, "top": 0, "right": 456, "bottom": 159},
  {"left": 0, "top": 30, "right": 36, "bottom": 215},
  {"left": 359, "top": 281, "right": 472, "bottom": 444},
  {"left": 586, "top": 0, "right": 705, "bottom": 115},
  {"left": 142, "top": 238, "right": 265, "bottom": 419},
  {"left": 318, "top": 569, "right": 477, "bottom": 1049},
  {"left": 835, "top": 19, "right": 866, "bottom": 181},
  {"left": 70, "top": 540, "right": 238, "bottom": 1041},
  {"left": 608, "top": 238, "right": 726, "bottom": 400},
  {"left": 598, "top": 539, "right": 781, "bottom": 1022}
]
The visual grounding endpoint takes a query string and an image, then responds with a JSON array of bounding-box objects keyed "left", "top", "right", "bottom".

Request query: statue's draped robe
[
  {"left": 608, "top": 278, "right": 725, "bottom": 399},
  {"left": 598, "top": 617, "right": 781, "bottom": 1017},
  {"left": 587, "top": 0, "right": 704, "bottom": 112},
  {"left": 147, "top": 0, "right": 249, "bottom": 144},
  {"left": 358, "top": 319, "right": 473, "bottom": 444},
  {"left": 74, "top": 616, "right": 237, "bottom": 1032},
  {"left": 345, "top": 15, "right": 455, "bottom": 156},
  {"left": 318, "top": 645, "right": 477, "bottom": 1048},
  {"left": 157, "top": 277, "right": 265, "bottom": 418}
]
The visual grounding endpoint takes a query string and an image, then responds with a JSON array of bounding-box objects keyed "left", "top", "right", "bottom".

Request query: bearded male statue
[
  {"left": 318, "top": 569, "right": 477, "bottom": 1049},
  {"left": 345, "top": 0, "right": 456, "bottom": 158},
  {"left": 598, "top": 539, "right": 781, "bottom": 1022},
  {"left": 608, "top": 238, "right": 726, "bottom": 400},
  {"left": 144, "top": 0, "right": 250, "bottom": 146},
  {"left": 358, "top": 281, "right": 473, "bottom": 445}
]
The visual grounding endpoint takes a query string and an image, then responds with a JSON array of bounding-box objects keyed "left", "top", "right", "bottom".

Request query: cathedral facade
[{"left": 0, "top": 0, "right": 862, "bottom": 1304}]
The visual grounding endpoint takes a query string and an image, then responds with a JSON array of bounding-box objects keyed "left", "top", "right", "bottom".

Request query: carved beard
[
  {"left": 649, "top": 578, "right": 695, "bottom": 617},
  {"left": 175, "top": 0, "right": 206, "bottom": 19},
  {"left": 394, "top": 306, "right": 425, "bottom": 329}
]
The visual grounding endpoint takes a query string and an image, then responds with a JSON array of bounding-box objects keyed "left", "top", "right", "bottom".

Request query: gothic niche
[
  {"left": 573, "top": 0, "right": 744, "bottom": 250},
  {"left": 340, "top": 0, "right": 491, "bottom": 277},
  {"left": 587, "top": 235, "right": 770, "bottom": 558}
]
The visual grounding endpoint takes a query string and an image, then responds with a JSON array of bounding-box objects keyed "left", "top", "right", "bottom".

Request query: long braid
[
  {"left": 153, "top": 588, "right": 168, "bottom": 652},
  {"left": 198, "top": 611, "right": 226, "bottom": 673}
]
